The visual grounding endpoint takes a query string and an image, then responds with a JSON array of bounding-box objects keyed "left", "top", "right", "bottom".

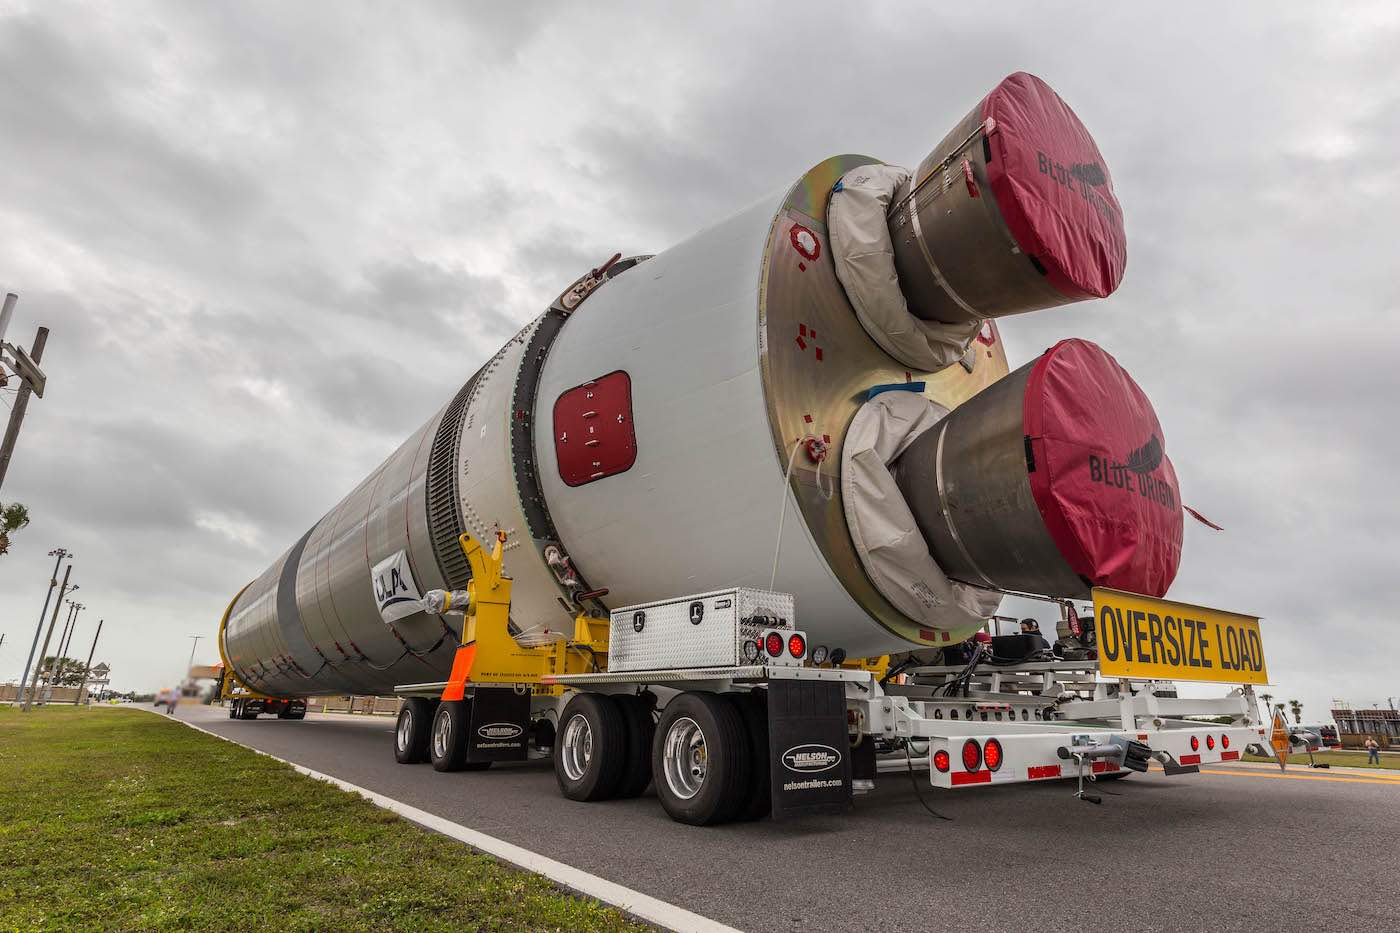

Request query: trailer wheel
[
  {"left": 430, "top": 700, "right": 471, "bottom": 771},
  {"left": 228, "top": 701, "right": 238, "bottom": 719},
  {"left": 613, "top": 693, "right": 655, "bottom": 799},
  {"left": 726, "top": 690, "right": 771, "bottom": 821},
  {"left": 652, "top": 692, "right": 751, "bottom": 826},
  {"left": 554, "top": 693, "right": 627, "bottom": 801},
  {"left": 240, "top": 703, "right": 259, "bottom": 720},
  {"left": 395, "top": 698, "right": 434, "bottom": 764}
]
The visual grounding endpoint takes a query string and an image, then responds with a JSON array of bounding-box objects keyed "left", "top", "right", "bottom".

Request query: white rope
[{"left": 769, "top": 438, "right": 805, "bottom": 592}]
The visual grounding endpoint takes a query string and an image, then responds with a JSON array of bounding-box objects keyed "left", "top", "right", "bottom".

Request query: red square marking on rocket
[{"left": 554, "top": 371, "right": 637, "bottom": 487}]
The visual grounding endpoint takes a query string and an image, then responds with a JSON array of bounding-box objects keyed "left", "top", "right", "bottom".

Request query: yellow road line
[{"left": 1199, "top": 768, "right": 1400, "bottom": 787}]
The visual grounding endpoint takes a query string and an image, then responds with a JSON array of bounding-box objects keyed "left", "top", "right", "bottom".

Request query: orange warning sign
[{"left": 1269, "top": 710, "right": 1290, "bottom": 768}]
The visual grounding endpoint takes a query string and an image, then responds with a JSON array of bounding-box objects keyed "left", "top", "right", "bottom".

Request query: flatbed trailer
[
  {"left": 221, "top": 532, "right": 1275, "bottom": 824},
  {"left": 372, "top": 533, "right": 1276, "bottom": 824}
]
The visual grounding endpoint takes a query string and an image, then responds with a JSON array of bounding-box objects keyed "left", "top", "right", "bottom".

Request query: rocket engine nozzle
[
  {"left": 888, "top": 72, "right": 1127, "bottom": 326},
  {"left": 894, "top": 339, "right": 1183, "bottom": 599}
]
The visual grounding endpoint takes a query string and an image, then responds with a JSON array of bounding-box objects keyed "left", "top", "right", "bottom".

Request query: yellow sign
[{"left": 1092, "top": 587, "right": 1268, "bottom": 685}]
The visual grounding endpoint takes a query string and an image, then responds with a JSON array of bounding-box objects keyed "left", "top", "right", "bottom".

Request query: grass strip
[
  {"left": 0, "top": 706, "right": 649, "bottom": 932},
  {"left": 1242, "top": 749, "right": 1400, "bottom": 770}
]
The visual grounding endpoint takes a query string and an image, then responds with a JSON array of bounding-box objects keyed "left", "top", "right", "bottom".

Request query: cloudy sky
[{"left": 1, "top": 2, "right": 1396, "bottom": 719}]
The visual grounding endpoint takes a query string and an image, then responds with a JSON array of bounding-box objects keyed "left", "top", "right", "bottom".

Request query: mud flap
[
  {"left": 467, "top": 687, "right": 530, "bottom": 762},
  {"left": 767, "top": 680, "right": 852, "bottom": 819}
]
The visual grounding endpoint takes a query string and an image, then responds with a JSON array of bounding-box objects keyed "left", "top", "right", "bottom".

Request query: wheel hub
[
  {"left": 662, "top": 717, "right": 707, "bottom": 800},
  {"left": 560, "top": 712, "right": 593, "bottom": 782}
]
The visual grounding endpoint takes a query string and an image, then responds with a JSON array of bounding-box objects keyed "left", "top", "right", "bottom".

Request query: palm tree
[
  {"left": 1289, "top": 699, "right": 1303, "bottom": 724},
  {"left": 0, "top": 501, "right": 30, "bottom": 555},
  {"left": 1260, "top": 692, "right": 1274, "bottom": 722}
]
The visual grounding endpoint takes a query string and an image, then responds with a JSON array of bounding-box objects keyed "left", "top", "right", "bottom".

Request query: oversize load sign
[{"left": 1092, "top": 587, "right": 1267, "bottom": 685}]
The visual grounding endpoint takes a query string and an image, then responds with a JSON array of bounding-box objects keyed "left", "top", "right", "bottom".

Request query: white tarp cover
[
  {"left": 828, "top": 163, "right": 982, "bottom": 371},
  {"left": 841, "top": 390, "right": 1001, "bottom": 630}
]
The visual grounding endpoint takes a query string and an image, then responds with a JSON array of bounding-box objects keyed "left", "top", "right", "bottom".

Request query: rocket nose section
[{"left": 894, "top": 339, "right": 1183, "bottom": 599}]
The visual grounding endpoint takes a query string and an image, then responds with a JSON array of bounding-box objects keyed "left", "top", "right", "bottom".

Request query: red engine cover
[
  {"left": 1023, "top": 340, "right": 1183, "bottom": 597},
  {"left": 553, "top": 370, "right": 637, "bottom": 487},
  {"left": 982, "top": 72, "right": 1127, "bottom": 301}
]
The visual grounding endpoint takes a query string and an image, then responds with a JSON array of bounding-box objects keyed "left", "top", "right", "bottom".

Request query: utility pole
[
  {"left": 22, "top": 562, "right": 71, "bottom": 711},
  {"left": 16, "top": 550, "right": 70, "bottom": 707},
  {"left": 75, "top": 619, "right": 103, "bottom": 705},
  {"left": 59, "top": 601, "right": 83, "bottom": 660},
  {"left": 43, "top": 601, "right": 78, "bottom": 703},
  {"left": 55, "top": 601, "right": 77, "bottom": 660},
  {"left": 185, "top": 635, "right": 203, "bottom": 679},
  {"left": 0, "top": 303, "right": 50, "bottom": 493},
  {"left": 53, "top": 602, "right": 84, "bottom": 696}
]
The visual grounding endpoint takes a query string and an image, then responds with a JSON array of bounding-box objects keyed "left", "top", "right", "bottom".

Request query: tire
[
  {"left": 228, "top": 701, "right": 238, "bottom": 720},
  {"left": 726, "top": 690, "right": 771, "bottom": 821},
  {"left": 554, "top": 693, "right": 628, "bottom": 801},
  {"left": 240, "top": 704, "right": 258, "bottom": 720},
  {"left": 613, "top": 693, "right": 656, "bottom": 799},
  {"left": 395, "top": 698, "right": 434, "bottom": 764},
  {"left": 430, "top": 700, "right": 472, "bottom": 772},
  {"left": 652, "top": 692, "right": 752, "bottom": 826}
]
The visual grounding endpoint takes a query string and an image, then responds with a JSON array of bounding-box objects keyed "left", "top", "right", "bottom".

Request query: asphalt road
[{"left": 174, "top": 703, "right": 1397, "bottom": 933}]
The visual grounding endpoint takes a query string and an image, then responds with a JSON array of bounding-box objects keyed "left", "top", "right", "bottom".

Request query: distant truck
[{"left": 212, "top": 662, "right": 306, "bottom": 721}]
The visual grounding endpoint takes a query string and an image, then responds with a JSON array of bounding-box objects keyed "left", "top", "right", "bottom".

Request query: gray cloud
[{"left": 0, "top": 1, "right": 1395, "bottom": 722}]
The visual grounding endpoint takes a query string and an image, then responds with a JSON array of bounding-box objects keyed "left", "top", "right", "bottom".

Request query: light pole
[
  {"left": 48, "top": 601, "right": 84, "bottom": 700},
  {"left": 15, "top": 548, "right": 69, "bottom": 707},
  {"left": 22, "top": 563, "right": 72, "bottom": 711},
  {"left": 58, "top": 601, "right": 84, "bottom": 660},
  {"left": 75, "top": 619, "right": 104, "bottom": 705},
  {"left": 185, "top": 635, "right": 203, "bottom": 678}
]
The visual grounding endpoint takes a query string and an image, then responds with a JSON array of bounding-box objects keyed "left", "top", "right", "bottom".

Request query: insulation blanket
[
  {"left": 1024, "top": 339, "right": 1183, "bottom": 597},
  {"left": 982, "top": 72, "right": 1127, "bottom": 300},
  {"left": 841, "top": 390, "right": 1000, "bottom": 630},
  {"left": 828, "top": 163, "right": 980, "bottom": 370}
]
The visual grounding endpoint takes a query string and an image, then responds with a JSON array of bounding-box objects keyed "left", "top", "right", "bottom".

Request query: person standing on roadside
[{"left": 1364, "top": 736, "right": 1380, "bottom": 765}]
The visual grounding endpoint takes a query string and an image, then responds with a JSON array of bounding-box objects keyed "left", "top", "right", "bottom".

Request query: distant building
[{"left": 1331, "top": 707, "right": 1400, "bottom": 749}]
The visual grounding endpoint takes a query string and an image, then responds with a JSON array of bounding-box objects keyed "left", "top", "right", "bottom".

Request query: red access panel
[{"left": 553, "top": 370, "right": 637, "bottom": 486}]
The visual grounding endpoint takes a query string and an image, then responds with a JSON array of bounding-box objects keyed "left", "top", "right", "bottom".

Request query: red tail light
[
  {"left": 764, "top": 632, "right": 784, "bottom": 657},
  {"left": 1190, "top": 735, "right": 1200, "bottom": 751},
  {"left": 1206, "top": 734, "right": 1216, "bottom": 751},
  {"left": 787, "top": 633, "right": 807, "bottom": 659},
  {"left": 1221, "top": 734, "right": 1230, "bottom": 750},
  {"left": 983, "top": 738, "right": 1003, "bottom": 772},
  {"left": 961, "top": 739, "right": 982, "bottom": 771},
  {"left": 933, "top": 749, "right": 950, "bottom": 772}
]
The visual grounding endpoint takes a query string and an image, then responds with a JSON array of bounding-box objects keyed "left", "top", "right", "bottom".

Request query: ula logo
[
  {"left": 781, "top": 744, "right": 841, "bottom": 774},
  {"left": 1088, "top": 434, "right": 1176, "bottom": 509},
  {"left": 477, "top": 723, "right": 523, "bottom": 740}
]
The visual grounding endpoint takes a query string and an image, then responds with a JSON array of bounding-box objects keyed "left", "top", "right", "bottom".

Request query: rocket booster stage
[{"left": 222, "top": 72, "right": 1181, "bottom": 699}]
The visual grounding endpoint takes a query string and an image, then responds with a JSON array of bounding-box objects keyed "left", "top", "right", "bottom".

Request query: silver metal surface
[
  {"left": 559, "top": 712, "right": 592, "bottom": 782},
  {"left": 662, "top": 716, "right": 706, "bottom": 800},
  {"left": 431, "top": 706, "right": 452, "bottom": 760},
  {"left": 607, "top": 588, "right": 794, "bottom": 673},
  {"left": 893, "top": 356, "right": 1088, "bottom": 597},
  {"left": 546, "top": 665, "right": 872, "bottom": 687},
  {"left": 888, "top": 103, "right": 1076, "bottom": 325},
  {"left": 757, "top": 156, "right": 1011, "bottom": 650}
]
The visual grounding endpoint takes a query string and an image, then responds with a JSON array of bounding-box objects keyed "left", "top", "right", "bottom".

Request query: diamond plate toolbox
[{"left": 608, "top": 588, "right": 795, "bottom": 672}]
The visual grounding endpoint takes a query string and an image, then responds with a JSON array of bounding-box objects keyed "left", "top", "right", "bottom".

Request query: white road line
[{"left": 140, "top": 708, "right": 742, "bottom": 933}]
